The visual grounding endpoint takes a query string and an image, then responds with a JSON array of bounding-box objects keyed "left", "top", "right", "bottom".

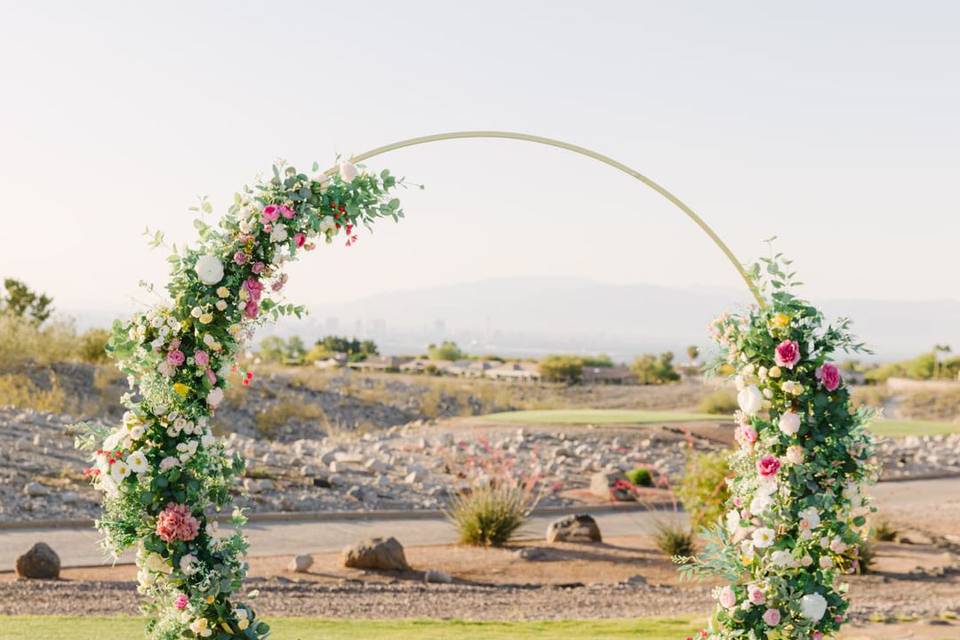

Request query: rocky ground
[{"left": 3, "top": 405, "right": 960, "bottom": 523}]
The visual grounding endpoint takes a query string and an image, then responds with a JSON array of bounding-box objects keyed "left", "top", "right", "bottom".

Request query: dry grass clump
[
  {"left": 445, "top": 482, "right": 534, "bottom": 547},
  {"left": 653, "top": 520, "right": 696, "bottom": 557},
  {"left": 0, "top": 372, "right": 66, "bottom": 413}
]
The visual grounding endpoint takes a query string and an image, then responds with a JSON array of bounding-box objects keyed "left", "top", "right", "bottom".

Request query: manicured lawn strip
[
  {"left": 0, "top": 616, "right": 701, "bottom": 639},
  {"left": 482, "top": 409, "right": 720, "bottom": 425},
  {"left": 867, "top": 418, "right": 960, "bottom": 437}
]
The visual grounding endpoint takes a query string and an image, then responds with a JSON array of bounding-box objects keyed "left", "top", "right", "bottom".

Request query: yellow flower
[
  {"left": 173, "top": 383, "right": 190, "bottom": 398},
  {"left": 216, "top": 286, "right": 230, "bottom": 298},
  {"left": 206, "top": 595, "right": 215, "bottom": 604},
  {"left": 769, "top": 313, "right": 791, "bottom": 329},
  {"left": 768, "top": 366, "right": 782, "bottom": 379},
  {"left": 199, "top": 313, "right": 214, "bottom": 324}
]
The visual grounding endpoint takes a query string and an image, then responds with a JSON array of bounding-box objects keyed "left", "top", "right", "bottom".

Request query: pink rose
[
  {"left": 279, "top": 205, "right": 295, "bottom": 219},
  {"left": 261, "top": 204, "right": 280, "bottom": 223},
  {"left": 205, "top": 368, "right": 217, "bottom": 385},
  {"left": 763, "top": 608, "right": 781, "bottom": 626},
  {"left": 233, "top": 251, "right": 247, "bottom": 265},
  {"left": 166, "top": 350, "right": 185, "bottom": 367},
  {"left": 155, "top": 503, "right": 199, "bottom": 543},
  {"left": 812, "top": 633, "right": 824, "bottom": 640},
  {"left": 747, "top": 584, "right": 765, "bottom": 605},
  {"left": 774, "top": 340, "right": 801, "bottom": 369},
  {"left": 244, "top": 278, "right": 264, "bottom": 302},
  {"left": 293, "top": 232, "right": 306, "bottom": 248},
  {"left": 194, "top": 350, "right": 209, "bottom": 367},
  {"left": 244, "top": 300, "right": 259, "bottom": 319},
  {"left": 252, "top": 262, "right": 265, "bottom": 274},
  {"left": 718, "top": 585, "right": 736, "bottom": 609},
  {"left": 174, "top": 593, "right": 189, "bottom": 610},
  {"left": 817, "top": 362, "right": 841, "bottom": 392},
  {"left": 736, "top": 424, "right": 758, "bottom": 447},
  {"left": 757, "top": 454, "right": 781, "bottom": 478}
]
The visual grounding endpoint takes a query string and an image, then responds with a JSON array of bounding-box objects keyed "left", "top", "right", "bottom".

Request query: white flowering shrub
[
  {"left": 679, "top": 254, "right": 877, "bottom": 640},
  {"left": 74, "top": 160, "right": 404, "bottom": 639}
]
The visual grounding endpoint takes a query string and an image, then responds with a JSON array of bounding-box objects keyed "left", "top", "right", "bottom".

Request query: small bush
[
  {"left": 0, "top": 373, "right": 66, "bottom": 413},
  {"left": 445, "top": 482, "right": 533, "bottom": 546},
  {"left": 625, "top": 467, "right": 654, "bottom": 487},
  {"left": 697, "top": 388, "right": 738, "bottom": 415},
  {"left": 77, "top": 328, "right": 112, "bottom": 364},
  {"left": 653, "top": 520, "right": 696, "bottom": 557},
  {"left": 854, "top": 540, "right": 876, "bottom": 575},
  {"left": 676, "top": 451, "right": 731, "bottom": 531},
  {"left": 871, "top": 519, "right": 897, "bottom": 542}
]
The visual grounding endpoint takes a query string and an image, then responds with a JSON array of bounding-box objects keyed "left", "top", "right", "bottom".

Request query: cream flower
[
  {"left": 751, "top": 527, "right": 776, "bottom": 548},
  {"left": 800, "top": 593, "right": 828, "bottom": 621},
  {"left": 110, "top": 461, "right": 131, "bottom": 484},
  {"left": 194, "top": 254, "right": 224, "bottom": 285},
  {"left": 270, "top": 225, "right": 289, "bottom": 243},
  {"left": 189, "top": 617, "right": 213, "bottom": 638},
  {"left": 207, "top": 387, "right": 225, "bottom": 408},
  {"left": 126, "top": 450, "right": 149, "bottom": 474},
  {"left": 737, "top": 385, "right": 764, "bottom": 416},
  {"left": 179, "top": 553, "right": 199, "bottom": 576},
  {"left": 778, "top": 412, "right": 801, "bottom": 436},
  {"left": 216, "top": 286, "right": 230, "bottom": 298},
  {"left": 338, "top": 160, "right": 358, "bottom": 182}
]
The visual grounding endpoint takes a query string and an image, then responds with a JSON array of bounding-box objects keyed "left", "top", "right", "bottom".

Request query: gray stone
[
  {"left": 288, "top": 554, "right": 314, "bottom": 572},
  {"left": 546, "top": 514, "right": 602, "bottom": 543},
  {"left": 22, "top": 482, "right": 49, "bottom": 497},
  {"left": 341, "top": 536, "right": 410, "bottom": 571},
  {"left": 15, "top": 542, "right": 60, "bottom": 579},
  {"left": 424, "top": 569, "right": 453, "bottom": 583},
  {"left": 514, "top": 547, "right": 547, "bottom": 560},
  {"left": 589, "top": 470, "right": 635, "bottom": 501}
]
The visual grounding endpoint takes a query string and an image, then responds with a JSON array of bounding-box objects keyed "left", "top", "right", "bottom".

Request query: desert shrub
[
  {"left": 0, "top": 315, "right": 80, "bottom": 365},
  {"left": 0, "top": 373, "right": 66, "bottom": 413},
  {"left": 897, "top": 390, "right": 960, "bottom": 421},
  {"left": 675, "top": 450, "right": 731, "bottom": 531},
  {"left": 653, "top": 520, "right": 696, "bottom": 557},
  {"left": 625, "top": 467, "right": 654, "bottom": 487},
  {"left": 854, "top": 540, "right": 876, "bottom": 575},
  {"left": 630, "top": 352, "right": 680, "bottom": 385},
  {"left": 445, "top": 482, "right": 534, "bottom": 546},
  {"left": 697, "top": 388, "right": 738, "bottom": 415},
  {"left": 538, "top": 355, "right": 583, "bottom": 384},
  {"left": 76, "top": 328, "right": 112, "bottom": 363},
  {"left": 871, "top": 519, "right": 897, "bottom": 542},
  {"left": 428, "top": 340, "right": 464, "bottom": 361},
  {"left": 254, "top": 400, "right": 326, "bottom": 439}
]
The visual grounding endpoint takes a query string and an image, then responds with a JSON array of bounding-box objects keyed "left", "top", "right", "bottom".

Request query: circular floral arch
[{"left": 76, "top": 132, "right": 872, "bottom": 639}]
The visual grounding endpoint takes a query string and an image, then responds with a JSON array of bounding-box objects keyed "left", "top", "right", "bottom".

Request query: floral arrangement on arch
[
  {"left": 679, "top": 252, "right": 877, "bottom": 639},
  {"left": 74, "top": 158, "right": 405, "bottom": 639}
]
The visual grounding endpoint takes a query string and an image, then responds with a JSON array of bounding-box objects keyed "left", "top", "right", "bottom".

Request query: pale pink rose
[
  {"left": 194, "top": 350, "right": 209, "bottom": 367},
  {"left": 174, "top": 593, "right": 189, "bottom": 610},
  {"left": 774, "top": 340, "right": 801, "bottom": 369},
  {"left": 817, "top": 362, "right": 841, "bottom": 391},
  {"left": 251, "top": 262, "right": 265, "bottom": 274},
  {"left": 261, "top": 204, "right": 280, "bottom": 223},
  {"left": 756, "top": 455, "right": 781, "bottom": 479},
  {"left": 747, "top": 584, "right": 765, "bottom": 605},
  {"left": 778, "top": 411, "right": 801, "bottom": 436},
  {"left": 763, "top": 608, "right": 781, "bottom": 626},
  {"left": 205, "top": 368, "right": 217, "bottom": 385},
  {"left": 166, "top": 350, "right": 185, "bottom": 367},
  {"left": 155, "top": 503, "right": 199, "bottom": 543},
  {"left": 718, "top": 585, "right": 737, "bottom": 609},
  {"left": 233, "top": 251, "right": 247, "bottom": 265},
  {"left": 736, "top": 424, "right": 758, "bottom": 447}
]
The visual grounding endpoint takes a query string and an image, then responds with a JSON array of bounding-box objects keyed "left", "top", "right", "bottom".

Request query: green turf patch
[
  {"left": 0, "top": 616, "right": 701, "bottom": 639},
  {"left": 866, "top": 418, "right": 960, "bottom": 437},
  {"left": 481, "top": 409, "right": 720, "bottom": 425}
]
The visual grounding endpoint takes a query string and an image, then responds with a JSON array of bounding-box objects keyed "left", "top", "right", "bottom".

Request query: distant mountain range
[
  {"left": 68, "top": 277, "right": 960, "bottom": 362},
  {"left": 280, "top": 277, "right": 960, "bottom": 361}
]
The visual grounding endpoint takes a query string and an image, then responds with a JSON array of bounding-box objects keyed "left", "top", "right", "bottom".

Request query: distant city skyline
[{"left": 2, "top": 2, "right": 958, "bottom": 318}]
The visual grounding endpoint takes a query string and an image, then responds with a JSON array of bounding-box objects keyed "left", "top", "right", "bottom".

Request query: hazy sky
[{"left": 2, "top": 1, "right": 958, "bottom": 318}]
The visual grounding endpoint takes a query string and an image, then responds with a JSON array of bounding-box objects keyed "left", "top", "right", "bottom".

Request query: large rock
[
  {"left": 589, "top": 470, "right": 635, "bottom": 501},
  {"left": 341, "top": 536, "right": 410, "bottom": 571},
  {"left": 546, "top": 514, "right": 602, "bottom": 543},
  {"left": 15, "top": 542, "right": 60, "bottom": 579}
]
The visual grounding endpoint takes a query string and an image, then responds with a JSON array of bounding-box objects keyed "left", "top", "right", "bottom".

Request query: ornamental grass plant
[{"left": 445, "top": 481, "right": 535, "bottom": 546}]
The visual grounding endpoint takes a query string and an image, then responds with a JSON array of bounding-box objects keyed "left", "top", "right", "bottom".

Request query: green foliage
[
  {"left": 428, "top": 340, "right": 464, "bottom": 361},
  {"left": 259, "top": 335, "right": 309, "bottom": 364},
  {"left": 0, "top": 278, "right": 54, "bottom": 325},
  {"left": 314, "top": 335, "right": 378, "bottom": 359},
  {"left": 538, "top": 355, "right": 583, "bottom": 384},
  {"left": 77, "top": 328, "right": 112, "bottom": 364},
  {"left": 630, "top": 352, "right": 680, "bottom": 385},
  {"left": 653, "top": 520, "right": 696, "bottom": 557},
  {"left": 864, "top": 348, "right": 959, "bottom": 383},
  {"left": 686, "top": 345, "right": 700, "bottom": 361},
  {"left": 697, "top": 388, "right": 739, "bottom": 415},
  {"left": 675, "top": 451, "right": 730, "bottom": 532},
  {"left": 581, "top": 353, "right": 613, "bottom": 367},
  {"left": 625, "top": 467, "right": 653, "bottom": 487},
  {"left": 445, "top": 483, "right": 533, "bottom": 547}
]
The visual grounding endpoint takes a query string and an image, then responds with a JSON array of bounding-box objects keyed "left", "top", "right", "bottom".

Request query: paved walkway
[{"left": 1, "top": 478, "right": 955, "bottom": 569}]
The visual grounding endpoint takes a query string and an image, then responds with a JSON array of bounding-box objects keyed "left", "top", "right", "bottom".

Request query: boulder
[
  {"left": 15, "top": 542, "right": 60, "bottom": 579},
  {"left": 424, "top": 569, "right": 453, "bottom": 583},
  {"left": 546, "top": 514, "right": 602, "bottom": 543},
  {"left": 341, "top": 537, "right": 410, "bottom": 571},
  {"left": 22, "top": 482, "right": 50, "bottom": 497},
  {"left": 589, "top": 470, "right": 635, "bottom": 501},
  {"left": 514, "top": 547, "right": 547, "bottom": 561},
  {"left": 288, "top": 554, "right": 314, "bottom": 573}
]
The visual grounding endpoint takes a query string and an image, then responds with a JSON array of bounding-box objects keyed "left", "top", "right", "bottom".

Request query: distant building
[
  {"left": 313, "top": 352, "right": 348, "bottom": 369},
  {"left": 581, "top": 365, "right": 636, "bottom": 385},
  {"left": 348, "top": 355, "right": 412, "bottom": 371},
  {"left": 485, "top": 362, "right": 541, "bottom": 383},
  {"left": 446, "top": 359, "right": 495, "bottom": 378}
]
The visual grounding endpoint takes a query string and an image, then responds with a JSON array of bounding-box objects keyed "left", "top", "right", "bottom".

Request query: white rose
[
  {"left": 159, "top": 456, "right": 180, "bottom": 472},
  {"left": 179, "top": 553, "right": 199, "bottom": 576},
  {"left": 778, "top": 412, "right": 801, "bottom": 436},
  {"left": 800, "top": 593, "right": 828, "bottom": 621},
  {"left": 770, "top": 550, "right": 794, "bottom": 567},
  {"left": 126, "top": 450, "right": 149, "bottom": 474},
  {"left": 750, "top": 492, "right": 773, "bottom": 515},
  {"left": 338, "top": 160, "right": 358, "bottom": 182},
  {"left": 737, "top": 385, "right": 764, "bottom": 416},
  {"left": 798, "top": 506, "right": 821, "bottom": 531},
  {"left": 270, "top": 225, "right": 289, "bottom": 243},
  {"left": 194, "top": 254, "right": 224, "bottom": 286},
  {"left": 318, "top": 217, "right": 337, "bottom": 235}
]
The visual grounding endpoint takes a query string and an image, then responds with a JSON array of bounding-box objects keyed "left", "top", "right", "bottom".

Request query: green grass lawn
[
  {"left": 0, "top": 616, "right": 701, "bottom": 640},
  {"left": 482, "top": 409, "right": 719, "bottom": 425},
  {"left": 866, "top": 418, "right": 960, "bottom": 437}
]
